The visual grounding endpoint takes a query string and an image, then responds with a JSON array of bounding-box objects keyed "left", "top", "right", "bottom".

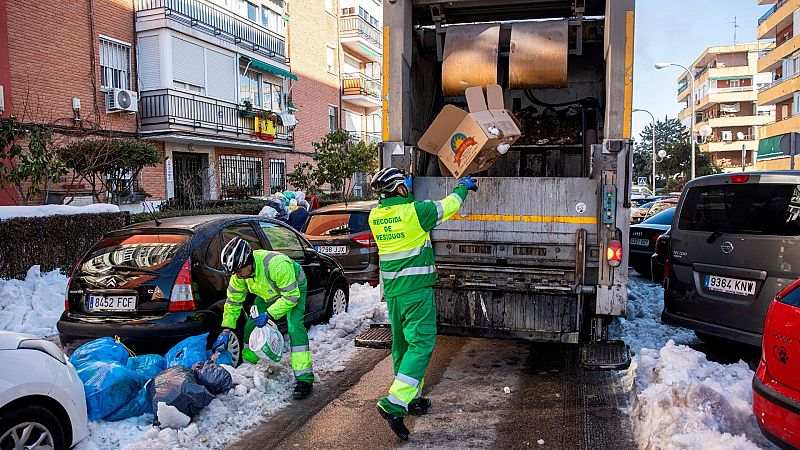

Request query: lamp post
[
  {"left": 656, "top": 62, "right": 696, "bottom": 180},
  {"left": 633, "top": 108, "right": 657, "bottom": 195}
]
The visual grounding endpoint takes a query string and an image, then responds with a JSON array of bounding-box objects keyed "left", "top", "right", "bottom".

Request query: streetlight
[
  {"left": 633, "top": 108, "right": 657, "bottom": 195},
  {"left": 655, "top": 62, "right": 696, "bottom": 180}
]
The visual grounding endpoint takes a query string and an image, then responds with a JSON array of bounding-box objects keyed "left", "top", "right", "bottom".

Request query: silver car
[{"left": 662, "top": 171, "right": 800, "bottom": 346}]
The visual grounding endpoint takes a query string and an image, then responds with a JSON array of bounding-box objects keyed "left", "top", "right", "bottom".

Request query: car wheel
[
  {"left": 324, "top": 282, "right": 349, "bottom": 322},
  {"left": 0, "top": 404, "right": 66, "bottom": 450}
]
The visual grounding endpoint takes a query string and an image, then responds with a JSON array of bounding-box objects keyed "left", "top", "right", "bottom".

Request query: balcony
[
  {"left": 759, "top": 115, "right": 800, "bottom": 139},
  {"left": 339, "top": 14, "right": 382, "bottom": 61},
  {"left": 695, "top": 114, "right": 774, "bottom": 130},
  {"left": 757, "top": 0, "right": 797, "bottom": 39},
  {"left": 700, "top": 138, "right": 757, "bottom": 153},
  {"left": 341, "top": 73, "right": 382, "bottom": 109},
  {"left": 759, "top": 0, "right": 788, "bottom": 25},
  {"left": 136, "top": 0, "right": 286, "bottom": 64},
  {"left": 140, "top": 90, "right": 293, "bottom": 145},
  {"left": 758, "top": 71, "right": 800, "bottom": 105},
  {"left": 347, "top": 131, "right": 382, "bottom": 145},
  {"left": 758, "top": 33, "right": 800, "bottom": 72}
]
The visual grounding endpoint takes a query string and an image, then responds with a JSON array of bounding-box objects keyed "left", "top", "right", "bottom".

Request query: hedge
[
  {"left": 0, "top": 212, "right": 130, "bottom": 280},
  {"left": 129, "top": 199, "right": 270, "bottom": 224}
]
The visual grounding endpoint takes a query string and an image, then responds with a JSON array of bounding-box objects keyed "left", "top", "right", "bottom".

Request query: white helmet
[
  {"left": 220, "top": 237, "right": 253, "bottom": 275},
  {"left": 371, "top": 167, "right": 405, "bottom": 195}
]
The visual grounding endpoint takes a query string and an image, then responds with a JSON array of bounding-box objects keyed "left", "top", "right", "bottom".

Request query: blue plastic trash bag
[
  {"left": 105, "top": 384, "right": 153, "bottom": 421},
  {"left": 147, "top": 366, "right": 214, "bottom": 423},
  {"left": 192, "top": 361, "right": 233, "bottom": 395},
  {"left": 164, "top": 334, "right": 209, "bottom": 369},
  {"left": 207, "top": 349, "right": 233, "bottom": 366},
  {"left": 76, "top": 361, "right": 144, "bottom": 421},
  {"left": 127, "top": 354, "right": 166, "bottom": 380},
  {"left": 70, "top": 337, "right": 129, "bottom": 369}
]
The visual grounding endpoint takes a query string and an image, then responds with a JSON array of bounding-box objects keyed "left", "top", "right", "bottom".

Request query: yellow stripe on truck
[
  {"left": 622, "top": 9, "right": 635, "bottom": 139},
  {"left": 450, "top": 214, "right": 597, "bottom": 224}
]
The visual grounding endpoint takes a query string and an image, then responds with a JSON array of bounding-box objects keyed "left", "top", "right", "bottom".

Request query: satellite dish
[
  {"left": 699, "top": 125, "right": 713, "bottom": 138},
  {"left": 658, "top": 149, "right": 667, "bottom": 158},
  {"left": 736, "top": 131, "right": 745, "bottom": 140}
]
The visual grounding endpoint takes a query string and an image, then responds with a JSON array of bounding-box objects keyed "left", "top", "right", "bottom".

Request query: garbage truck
[{"left": 356, "top": 0, "right": 635, "bottom": 369}]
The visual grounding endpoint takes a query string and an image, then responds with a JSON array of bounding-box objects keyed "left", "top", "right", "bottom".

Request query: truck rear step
[
  {"left": 580, "top": 340, "right": 631, "bottom": 370},
  {"left": 355, "top": 324, "right": 392, "bottom": 349}
]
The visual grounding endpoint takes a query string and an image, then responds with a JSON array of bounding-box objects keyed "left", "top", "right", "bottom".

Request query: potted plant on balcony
[{"left": 239, "top": 99, "right": 257, "bottom": 118}]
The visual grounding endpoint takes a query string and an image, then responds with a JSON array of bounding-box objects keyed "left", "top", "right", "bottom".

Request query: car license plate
[
  {"left": 704, "top": 275, "right": 757, "bottom": 296},
  {"left": 630, "top": 238, "right": 649, "bottom": 247},
  {"left": 316, "top": 245, "right": 348, "bottom": 255},
  {"left": 86, "top": 295, "right": 137, "bottom": 311}
]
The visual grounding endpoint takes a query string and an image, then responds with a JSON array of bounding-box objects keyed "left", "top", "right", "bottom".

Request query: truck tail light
[
  {"left": 731, "top": 174, "right": 749, "bottom": 183},
  {"left": 606, "top": 240, "right": 623, "bottom": 267},
  {"left": 169, "top": 259, "right": 196, "bottom": 312},
  {"left": 352, "top": 232, "right": 376, "bottom": 247}
]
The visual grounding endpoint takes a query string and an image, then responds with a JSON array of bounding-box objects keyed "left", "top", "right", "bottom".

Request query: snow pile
[
  {"left": 0, "top": 266, "right": 66, "bottom": 336},
  {"left": 0, "top": 204, "right": 120, "bottom": 220},
  {"left": 76, "top": 283, "right": 385, "bottom": 450},
  {"left": 618, "top": 278, "right": 772, "bottom": 450}
]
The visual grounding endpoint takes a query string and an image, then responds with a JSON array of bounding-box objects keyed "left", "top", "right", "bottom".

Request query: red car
[{"left": 753, "top": 278, "right": 800, "bottom": 449}]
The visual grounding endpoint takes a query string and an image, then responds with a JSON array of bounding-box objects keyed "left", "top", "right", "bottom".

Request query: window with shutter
[
  {"left": 137, "top": 35, "right": 161, "bottom": 90},
  {"left": 172, "top": 36, "right": 206, "bottom": 90},
  {"left": 99, "top": 37, "right": 131, "bottom": 90},
  {"left": 206, "top": 49, "right": 236, "bottom": 102}
]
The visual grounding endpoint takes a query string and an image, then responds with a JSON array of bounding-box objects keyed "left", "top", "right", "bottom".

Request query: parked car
[
  {"left": 0, "top": 331, "right": 88, "bottom": 450},
  {"left": 630, "top": 198, "right": 678, "bottom": 224},
  {"left": 662, "top": 172, "right": 800, "bottom": 346},
  {"left": 57, "top": 215, "right": 350, "bottom": 365},
  {"left": 652, "top": 228, "right": 671, "bottom": 283},
  {"left": 752, "top": 278, "right": 800, "bottom": 449},
  {"left": 302, "top": 201, "right": 379, "bottom": 285},
  {"left": 631, "top": 186, "right": 654, "bottom": 198},
  {"left": 629, "top": 208, "right": 674, "bottom": 277}
]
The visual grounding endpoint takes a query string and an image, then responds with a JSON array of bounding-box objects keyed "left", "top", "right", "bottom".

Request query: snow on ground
[
  {"left": 615, "top": 277, "right": 774, "bottom": 450},
  {"left": 0, "top": 266, "right": 67, "bottom": 336},
  {"left": 0, "top": 204, "right": 120, "bottom": 220}
]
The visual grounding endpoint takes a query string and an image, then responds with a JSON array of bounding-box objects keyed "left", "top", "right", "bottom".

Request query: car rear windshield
[
  {"left": 80, "top": 233, "right": 190, "bottom": 275},
  {"left": 678, "top": 183, "right": 800, "bottom": 236},
  {"left": 643, "top": 208, "right": 675, "bottom": 225},
  {"left": 304, "top": 213, "right": 370, "bottom": 236}
]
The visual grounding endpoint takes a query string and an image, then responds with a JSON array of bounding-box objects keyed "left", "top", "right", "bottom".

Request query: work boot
[
  {"left": 377, "top": 406, "right": 409, "bottom": 441},
  {"left": 409, "top": 397, "right": 431, "bottom": 416},
  {"left": 293, "top": 381, "right": 313, "bottom": 399}
]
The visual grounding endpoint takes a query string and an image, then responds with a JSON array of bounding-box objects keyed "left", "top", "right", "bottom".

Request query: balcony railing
[
  {"left": 339, "top": 14, "right": 382, "bottom": 49},
  {"left": 137, "top": 0, "right": 286, "bottom": 62},
  {"left": 341, "top": 73, "right": 381, "bottom": 100},
  {"left": 710, "top": 86, "right": 754, "bottom": 94},
  {"left": 347, "top": 131, "right": 382, "bottom": 145},
  {"left": 140, "top": 90, "right": 292, "bottom": 142},
  {"left": 759, "top": 70, "right": 800, "bottom": 92},
  {"left": 759, "top": 0, "right": 789, "bottom": 25}
]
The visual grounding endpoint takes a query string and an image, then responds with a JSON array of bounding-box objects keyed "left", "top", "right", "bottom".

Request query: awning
[
  {"left": 711, "top": 75, "right": 751, "bottom": 81},
  {"left": 758, "top": 134, "right": 787, "bottom": 160},
  {"left": 357, "top": 43, "right": 381, "bottom": 59},
  {"left": 246, "top": 57, "right": 298, "bottom": 81}
]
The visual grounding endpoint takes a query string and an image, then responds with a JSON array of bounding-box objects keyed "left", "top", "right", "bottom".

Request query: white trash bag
[
  {"left": 258, "top": 205, "right": 278, "bottom": 218},
  {"left": 247, "top": 306, "right": 285, "bottom": 362}
]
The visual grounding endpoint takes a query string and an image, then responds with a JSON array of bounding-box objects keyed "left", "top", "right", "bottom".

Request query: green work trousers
[
  {"left": 242, "top": 275, "right": 314, "bottom": 384},
  {"left": 378, "top": 287, "right": 436, "bottom": 417}
]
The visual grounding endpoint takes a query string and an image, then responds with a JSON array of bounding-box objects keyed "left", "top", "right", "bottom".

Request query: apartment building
[
  {"left": 756, "top": 0, "right": 800, "bottom": 169},
  {"left": 136, "top": 0, "right": 302, "bottom": 204},
  {"left": 676, "top": 43, "right": 774, "bottom": 172},
  {"left": 0, "top": 0, "right": 157, "bottom": 206}
]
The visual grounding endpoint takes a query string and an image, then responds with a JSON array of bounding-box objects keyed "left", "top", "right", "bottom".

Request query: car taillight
[
  {"left": 731, "top": 174, "right": 749, "bottom": 183},
  {"left": 352, "top": 232, "right": 376, "bottom": 247},
  {"left": 169, "top": 259, "right": 196, "bottom": 312},
  {"left": 775, "top": 278, "right": 800, "bottom": 303},
  {"left": 606, "top": 240, "right": 622, "bottom": 267}
]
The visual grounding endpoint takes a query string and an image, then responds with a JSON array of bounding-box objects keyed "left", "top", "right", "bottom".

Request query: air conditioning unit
[{"left": 106, "top": 88, "right": 138, "bottom": 113}]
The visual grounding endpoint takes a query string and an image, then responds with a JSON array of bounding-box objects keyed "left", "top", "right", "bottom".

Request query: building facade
[
  {"left": 676, "top": 43, "right": 774, "bottom": 172},
  {"left": 756, "top": 0, "right": 800, "bottom": 170}
]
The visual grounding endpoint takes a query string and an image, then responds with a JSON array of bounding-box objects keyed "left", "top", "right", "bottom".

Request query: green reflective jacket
[
  {"left": 222, "top": 250, "right": 305, "bottom": 329},
  {"left": 368, "top": 185, "right": 468, "bottom": 298}
]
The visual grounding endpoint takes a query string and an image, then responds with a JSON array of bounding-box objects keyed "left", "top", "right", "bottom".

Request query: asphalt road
[{"left": 233, "top": 336, "right": 635, "bottom": 449}]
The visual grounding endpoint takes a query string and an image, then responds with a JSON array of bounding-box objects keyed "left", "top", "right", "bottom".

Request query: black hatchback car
[
  {"left": 57, "top": 215, "right": 350, "bottom": 364},
  {"left": 629, "top": 208, "right": 675, "bottom": 277}
]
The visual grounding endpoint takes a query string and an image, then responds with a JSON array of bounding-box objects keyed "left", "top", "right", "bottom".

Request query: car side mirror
[{"left": 304, "top": 248, "right": 318, "bottom": 260}]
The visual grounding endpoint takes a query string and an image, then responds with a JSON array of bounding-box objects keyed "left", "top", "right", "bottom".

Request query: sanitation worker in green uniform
[
  {"left": 368, "top": 167, "right": 477, "bottom": 440},
  {"left": 213, "top": 237, "right": 314, "bottom": 399}
]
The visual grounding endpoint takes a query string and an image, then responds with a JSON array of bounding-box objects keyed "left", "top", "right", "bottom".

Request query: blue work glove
[
  {"left": 404, "top": 175, "right": 413, "bottom": 190},
  {"left": 459, "top": 175, "right": 478, "bottom": 192},
  {"left": 251, "top": 312, "right": 272, "bottom": 328},
  {"left": 212, "top": 329, "right": 232, "bottom": 351}
]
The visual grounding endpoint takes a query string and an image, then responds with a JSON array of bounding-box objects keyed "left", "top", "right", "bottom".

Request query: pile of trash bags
[
  {"left": 258, "top": 190, "right": 312, "bottom": 222},
  {"left": 72, "top": 334, "right": 234, "bottom": 424}
]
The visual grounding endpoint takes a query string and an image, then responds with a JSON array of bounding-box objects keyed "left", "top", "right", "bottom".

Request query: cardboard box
[{"left": 418, "top": 84, "right": 522, "bottom": 179}]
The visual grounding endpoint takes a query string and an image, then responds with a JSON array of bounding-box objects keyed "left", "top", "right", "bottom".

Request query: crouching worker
[{"left": 212, "top": 237, "right": 314, "bottom": 399}]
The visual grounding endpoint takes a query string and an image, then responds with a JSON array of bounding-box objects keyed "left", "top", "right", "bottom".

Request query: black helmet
[
  {"left": 221, "top": 237, "right": 253, "bottom": 275},
  {"left": 371, "top": 167, "right": 405, "bottom": 195}
]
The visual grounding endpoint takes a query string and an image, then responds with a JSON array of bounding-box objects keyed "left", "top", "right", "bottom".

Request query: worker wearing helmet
[
  {"left": 368, "top": 167, "right": 477, "bottom": 440},
  {"left": 212, "top": 237, "right": 314, "bottom": 399}
]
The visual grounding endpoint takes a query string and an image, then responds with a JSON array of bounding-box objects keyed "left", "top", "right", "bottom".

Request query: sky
[{"left": 632, "top": 0, "right": 769, "bottom": 140}]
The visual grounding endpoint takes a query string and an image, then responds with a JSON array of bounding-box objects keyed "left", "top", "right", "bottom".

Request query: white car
[{"left": 0, "top": 331, "right": 88, "bottom": 449}]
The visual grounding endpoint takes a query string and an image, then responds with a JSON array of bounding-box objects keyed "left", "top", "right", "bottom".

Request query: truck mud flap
[
  {"left": 580, "top": 340, "right": 631, "bottom": 370},
  {"left": 354, "top": 324, "right": 392, "bottom": 349}
]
